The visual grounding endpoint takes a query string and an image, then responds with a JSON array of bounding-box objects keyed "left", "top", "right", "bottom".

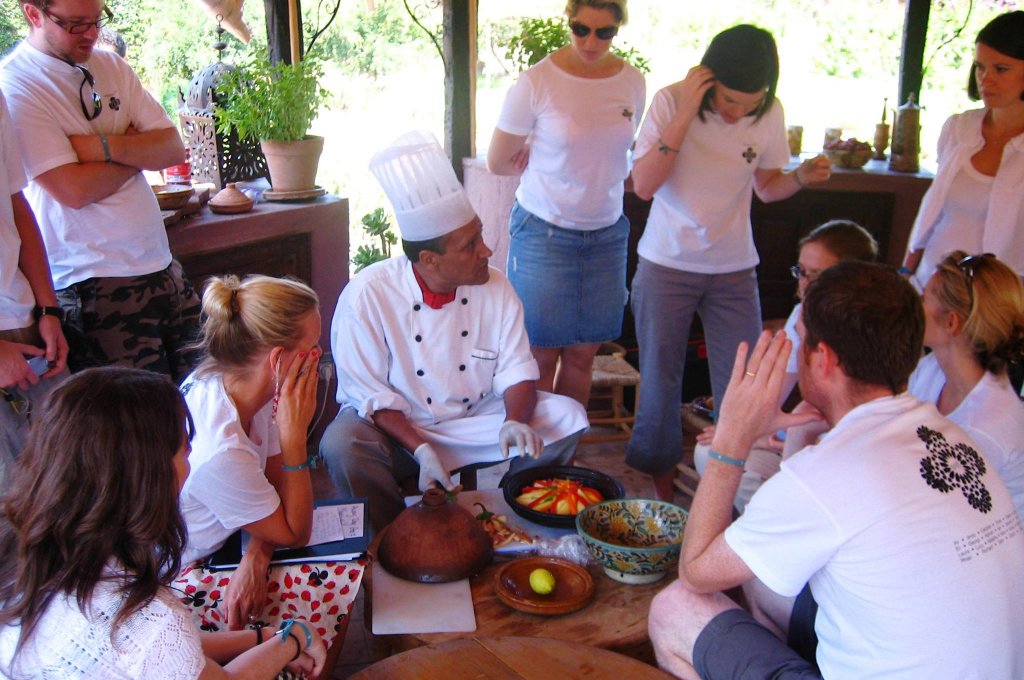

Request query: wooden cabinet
[{"left": 166, "top": 195, "right": 349, "bottom": 344}]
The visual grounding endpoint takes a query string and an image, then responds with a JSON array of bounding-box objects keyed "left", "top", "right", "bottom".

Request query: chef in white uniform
[{"left": 320, "top": 131, "right": 588, "bottom": 533}]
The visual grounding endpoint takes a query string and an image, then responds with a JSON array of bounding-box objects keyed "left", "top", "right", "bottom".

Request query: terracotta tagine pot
[
  {"left": 208, "top": 182, "right": 254, "bottom": 214},
  {"left": 377, "top": 487, "right": 494, "bottom": 583}
]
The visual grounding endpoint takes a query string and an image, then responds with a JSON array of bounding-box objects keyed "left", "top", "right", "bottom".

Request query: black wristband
[
  {"left": 254, "top": 624, "right": 263, "bottom": 645},
  {"left": 289, "top": 633, "right": 302, "bottom": 661},
  {"left": 32, "top": 305, "right": 65, "bottom": 323}
]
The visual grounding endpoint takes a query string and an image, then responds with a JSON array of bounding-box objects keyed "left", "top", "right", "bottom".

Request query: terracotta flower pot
[
  {"left": 260, "top": 135, "right": 324, "bottom": 192},
  {"left": 377, "top": 488, "right": 494, "bottom": 583}
]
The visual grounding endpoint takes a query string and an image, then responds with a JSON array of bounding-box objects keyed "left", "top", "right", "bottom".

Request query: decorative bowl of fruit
[
  {"left": 576, "top": 498, "right": 688, "bottom": 584},
  {"left": 823, "top": 138, "right": 873, "bottom": 169},
  {"left": 503, "top": 465, "right": 624, "bottom": 529}
]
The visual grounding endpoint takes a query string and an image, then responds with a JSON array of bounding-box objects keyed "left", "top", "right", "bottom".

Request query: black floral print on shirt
[{"left": 917, "top": 425, "right": 992, "bottom": 513}]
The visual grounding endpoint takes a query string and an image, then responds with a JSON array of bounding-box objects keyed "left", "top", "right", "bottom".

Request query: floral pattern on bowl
[{"left": 576, "top": 499, "right": 688, "bottom": 585}]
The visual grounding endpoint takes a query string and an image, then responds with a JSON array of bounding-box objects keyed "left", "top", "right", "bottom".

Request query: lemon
[{"left": 529, "top": 567, "right": 556, "bottom": 595}]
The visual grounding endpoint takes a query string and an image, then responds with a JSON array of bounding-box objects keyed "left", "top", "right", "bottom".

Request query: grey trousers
[
  {"left": 626, "top": 259, "right": 762, "bottom": 476},
  {"left": 0, "top": 326, "right": 67, "bottom": 490},
  {"left": 319, "top": 407, "right": 582, "bottom": 535}
]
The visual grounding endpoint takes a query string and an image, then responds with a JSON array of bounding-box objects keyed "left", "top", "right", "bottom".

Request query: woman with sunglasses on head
[
  {"left": 903, "top": 11, "right": 1024, "bottom": 290},
  {"left": 487, "top": 0, "right": 645, "bottom": 409},
  {"left": 910, "top": 251, "right": 1024, "bottom": 520},
  {"left": 0, "top": 367, "right": 325, "bottom": 678},
  {"left": 626, "top": 24, "right": 831, "bottom": 501},
  {"left": 174, "top": 275, "right": 363, "bottom": 676}
]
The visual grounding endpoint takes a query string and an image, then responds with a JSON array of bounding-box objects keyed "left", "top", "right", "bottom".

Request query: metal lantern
[
  {"left": 178, "top": 61, "right": 268, "bottom": 189},
  {"left": 178, "top": 21, "right": 267, "bottom": 189}
]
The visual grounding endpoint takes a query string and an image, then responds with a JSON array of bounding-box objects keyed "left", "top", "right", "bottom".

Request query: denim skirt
[{"left": 506, "top": 201, "right": 629, "bottom": 347}]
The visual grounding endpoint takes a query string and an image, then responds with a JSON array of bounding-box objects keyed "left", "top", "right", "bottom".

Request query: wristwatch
[{"left": 32, "top": 305, "right": 65, "bottom": 323}]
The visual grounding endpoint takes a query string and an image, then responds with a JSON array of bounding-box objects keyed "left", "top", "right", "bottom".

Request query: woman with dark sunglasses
[
  {"left": 487, "top": 0, "right": 645, "bottom": 410},
  {"left": 903, "top": 11, "right": 1024, "bottom": 290},
  {"left": 625, "top": 24, "right": 832, "bottom": 501},
  {"left": 910, "top": 250, "right": 1024, "bottom": 520}
]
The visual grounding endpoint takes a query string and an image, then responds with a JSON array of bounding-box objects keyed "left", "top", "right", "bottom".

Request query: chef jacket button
[
  {"left": 417, "top": 369, "right": 425, "bottom": 376},
  {"left": 459, "top": 364, "right": 466, "bottom": 371},
  {"left": 462, "top": 397, "right": 469, "bottom": 403},
  {"left": 415, "top": 334, "right": 422, "bottom": 342},
  {"left": 426, "top": 397, "right": 432, "bottom": 404},
  {"left": 461, "top": 298, "right": 468, "bottom": 305},
  {"left": 413, "top": 304, "right": 421, "bottom": 311},
  {"left": 461, "top": 330, "right": 468, "bottom": 337}
]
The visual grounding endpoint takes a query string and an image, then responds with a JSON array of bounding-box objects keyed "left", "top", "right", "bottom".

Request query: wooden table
[
  {"left": 350, "top": 636, "right": 673, "bottom": 679},
  {"left": 368, "top": 553, "right": 674, "bottom": 664}
]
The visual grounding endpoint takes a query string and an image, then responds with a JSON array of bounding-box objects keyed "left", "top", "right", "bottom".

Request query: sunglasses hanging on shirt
[
  {"left": 76, "top": 65, "right": 102, "bottom": 121},
  {"left": 569, "top": 22, "right": 619, "bottom": 40}
]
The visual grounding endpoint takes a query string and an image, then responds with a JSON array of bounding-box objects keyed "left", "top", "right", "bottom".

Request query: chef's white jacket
[{"left": 330, "top": 256, "right": 587, "bottom": 471}]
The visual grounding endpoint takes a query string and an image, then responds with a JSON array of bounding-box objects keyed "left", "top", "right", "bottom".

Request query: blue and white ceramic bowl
[{"left": 575, "top": 498, "right": 688, "bottom": 584}]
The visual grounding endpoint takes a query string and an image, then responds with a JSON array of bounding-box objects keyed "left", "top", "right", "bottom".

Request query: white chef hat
[{"left": 369, "top": 130, "right": 477, "bottom": 242}]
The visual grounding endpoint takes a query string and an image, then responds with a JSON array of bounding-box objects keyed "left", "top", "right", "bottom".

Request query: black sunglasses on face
[
  {"left": 43, "top": 5, "right": 113, "bottom": 35},
  {"left": 569, "top": 21, "right": 618, "bottom": 40},
  {"left": 956, "top": 252, "right": 995, "bottom": 311},
  {"left": 76, "top": 65, "right": 102, "bottom": 121}
]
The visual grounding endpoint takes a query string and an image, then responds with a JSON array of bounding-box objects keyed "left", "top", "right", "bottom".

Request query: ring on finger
[{"left": 745, "top": 371, "right": 756, "bottom": 378}]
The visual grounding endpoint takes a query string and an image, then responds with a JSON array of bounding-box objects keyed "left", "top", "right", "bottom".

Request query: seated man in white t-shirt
[{"left": 648, "top": 262, "right": 1024, "bottom": 679}]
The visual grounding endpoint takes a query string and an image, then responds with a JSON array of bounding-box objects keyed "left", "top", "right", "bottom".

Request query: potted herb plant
[{"left": 214, "top": 45, "right": 330, "bottom": 193}]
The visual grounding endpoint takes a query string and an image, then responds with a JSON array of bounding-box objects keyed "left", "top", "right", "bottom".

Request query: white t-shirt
[
  {"left": 726, "top": 394, "right": 1024, "bottom": 679},
  {"left": 909, "top": 352, "right": 1024, "bottom": 520},
  {"left": 0, "top": 42, "right": 173, "bottom": 289},
  {"left": 496, "top": 56, "right": 645, "bottom": 230},
  {"left": 915, "top": 163, "right": 993, "bottom": 289},
  {"left": 0, "top": 92, "right": 32, "bottom": 332},
  {"left": 634, "top": 92, "right": 789, "bottom": 274},
  {"left": 179, "top": 373, "right": 282, "bottom": 564},
  {"left": 0, "top": 578, "right": 205, "bottom": 679}
]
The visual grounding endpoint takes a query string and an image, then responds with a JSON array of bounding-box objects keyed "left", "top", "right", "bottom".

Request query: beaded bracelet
[
  {"left": 282, "top": 454, "right": 319, "bottom": 472},
  {"left": 278, "top": 619, "right": 313, "bottom": 652},
  {"left": 708, "top": 449, "right": 745, "bottom": 468},
  {"left": 657, "top": 137, "right": 680, "bottom": 154}
]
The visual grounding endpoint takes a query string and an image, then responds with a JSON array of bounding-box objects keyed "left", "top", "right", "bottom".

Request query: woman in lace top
[{"left": 0, "top": 367, "right": 326, "bottom": 679}]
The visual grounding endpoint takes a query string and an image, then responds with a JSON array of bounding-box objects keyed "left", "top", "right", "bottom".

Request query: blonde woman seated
[
  {"left": 909, "top": 251, "right": 1024, "bottom": 519},
  {"left": 0, "top": 367, "right": 325, "bottom": 678},
  {"left": 174, "top": 275, "right": 363, "bottom": 673}
]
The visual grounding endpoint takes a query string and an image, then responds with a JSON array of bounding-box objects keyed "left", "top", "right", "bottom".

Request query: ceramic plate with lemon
[{"left": 493, "top": 556, "right": 594, "bottom": 615}]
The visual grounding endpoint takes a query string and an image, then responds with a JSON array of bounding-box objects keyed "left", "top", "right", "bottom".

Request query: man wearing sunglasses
[
  {"left": 0, "top": 90, "right": 68, "bottom": 487},
  {"left": 0, "top": 0, "right": 200, "bottom": 381}
]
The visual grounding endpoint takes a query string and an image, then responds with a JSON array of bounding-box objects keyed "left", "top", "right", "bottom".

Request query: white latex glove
[
  {"left": 413, "top": 443, "right": 456, "bottom": 492},
  {"left": 498, "top": 420, "right": 544, "bottom": 459}
]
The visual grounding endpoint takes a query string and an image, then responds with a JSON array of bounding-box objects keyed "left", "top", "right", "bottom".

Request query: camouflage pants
[{"left": 56, "top": 259, "right": 201, "bottom": 383}]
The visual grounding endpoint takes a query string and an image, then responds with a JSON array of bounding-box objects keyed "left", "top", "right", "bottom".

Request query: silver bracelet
[{"left": 99, "top": 133, "right": 112, "bottom": 163}]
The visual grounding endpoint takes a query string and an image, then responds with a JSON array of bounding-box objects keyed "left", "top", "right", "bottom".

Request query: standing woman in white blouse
[
  {"left": 903, "top": 11, "right": 1024, "bottom": 289},
  {"left": 487, "top": 0, "right": 645, "bottom": 408},
  {"left": 0, "top": 368, "right": 325, "bottom": 679}
]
